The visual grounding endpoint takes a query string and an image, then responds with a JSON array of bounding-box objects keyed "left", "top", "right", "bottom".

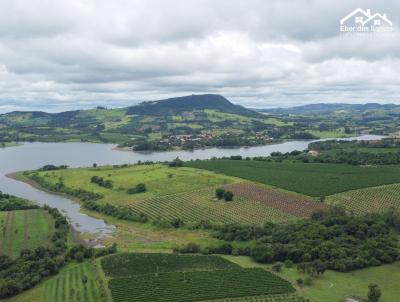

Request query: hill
[
  {"left": 127, "top": 94, "right": 263, "bottom": 118},
  {"left": 0, "top": 94, "right": 279, "bottom": 150}
]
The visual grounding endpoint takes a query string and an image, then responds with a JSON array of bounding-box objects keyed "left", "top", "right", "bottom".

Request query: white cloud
[{"left": 0, "top": 0, "right": 399, "bottom": 112}]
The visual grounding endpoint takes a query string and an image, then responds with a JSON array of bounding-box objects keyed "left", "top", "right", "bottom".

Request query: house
[
  {"left": 340, "top": 8, "right": 371, "bottom": 26},
  {"left": 362, "top": 13, "right": 393, "bottom": 28}
]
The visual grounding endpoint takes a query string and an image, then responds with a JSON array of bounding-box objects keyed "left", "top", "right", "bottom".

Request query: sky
[{"left": 0, "top": 0, "right": 399, "bottom": 113}]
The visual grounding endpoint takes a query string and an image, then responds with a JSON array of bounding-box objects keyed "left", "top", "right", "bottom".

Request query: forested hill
[{"left": 127, "top": 94, "right": 263, "bottom": 118}]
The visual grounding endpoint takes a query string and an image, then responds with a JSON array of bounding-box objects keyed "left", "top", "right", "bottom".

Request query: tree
[
  {"left": 223, "top": 191, "right": 234, "bottom": 201},
  {"left": 368, "top": 284, "right": 381, "bottom": 302},
  {"left": 215, "top": 188, "right": 225, "bottom": 199}
]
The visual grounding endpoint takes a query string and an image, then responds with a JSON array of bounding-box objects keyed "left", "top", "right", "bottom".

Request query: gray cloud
[{"left": 0, "top": 0, "right": 399, "bottom": 113}]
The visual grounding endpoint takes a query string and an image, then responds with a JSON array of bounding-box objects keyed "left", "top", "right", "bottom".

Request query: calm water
[{"left": 0, "top": 135, "right": 384, "bottom": 236}]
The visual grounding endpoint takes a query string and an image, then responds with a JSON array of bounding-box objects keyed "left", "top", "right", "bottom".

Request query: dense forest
[{"left": 177, "top": 207, "right": 400, "bottom": 273}]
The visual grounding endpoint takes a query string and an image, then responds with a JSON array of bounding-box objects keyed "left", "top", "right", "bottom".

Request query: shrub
[
  {"left": 215, "top": 188, "right": 225, "bottom": 199},
  {"left": 223, "top": 191, "right": 234, "bottom": 201},
  {"left": 127, "top": 183, "right": 147, "bottom": 194}
]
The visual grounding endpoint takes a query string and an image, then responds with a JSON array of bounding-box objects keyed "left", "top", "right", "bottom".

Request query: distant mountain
[
  {"left": 261, "top": 103, "right": 398, "bottom": 114},
  {"left": 127, "top": 94, "right": 262, "bottom": 118}
]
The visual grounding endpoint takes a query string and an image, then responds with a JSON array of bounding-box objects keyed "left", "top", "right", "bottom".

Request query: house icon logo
[{"left": 340, "top": 8, "right": 393, "bottom": 34}]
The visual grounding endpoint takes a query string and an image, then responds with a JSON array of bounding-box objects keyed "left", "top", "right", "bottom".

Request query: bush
[
  {"left": 304, "top": 277, "right": 313, "bottom": 286},
  {"left": 223, "top": 191, "right": 234, "bottom": 201},
  {"left": 215, "top": 188, "right": 225, "bottom": 199},
  {"left": 127, "top": 183, "right": 147, "bottom": 194}
]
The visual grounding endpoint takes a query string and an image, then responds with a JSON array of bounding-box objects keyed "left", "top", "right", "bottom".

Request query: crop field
[
  {"left": 108, "top": 268, "right": 295, "bottom": 302},
  {"left": 224, "top": 182, "right": 327, "bottom": 217},
  {"left": 0, "top": 209, "right": 53, "bottom": 258},
  {"left": 200, "top": 293, "right": 307, "bottom": 302},
  {"left": 127, "top": 187, "right": 294, "bottom": 224},
  {"left": 31, "top": 164, "right": 237, "bottom": 205},
  {"left": 41, "top": 261, "right": 106, "bottom": 302},
  {"left": 101, "top": 253, "right": 240, "bottom": 277},
  {"left": 186, "top": 160, "right": 400, "bottom": 197},
  {"left": 103, "top": 253, "right": 295, "bottom": 302},
  {"left": 327, "top": 183, "right": 400, "bottom": 215}
]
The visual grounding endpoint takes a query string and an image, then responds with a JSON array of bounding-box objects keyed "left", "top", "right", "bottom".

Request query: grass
[
  {"left": 28, "top": 164, "right": 300, "bottom": 225},
  {"left": 108, "top": 269, "right": 295, "bottom": 302},
  {"left": 81, "top": 208, "right": 221, "bottom": 252},
  {"left": 41, "top": 261, "right": 106, "bottom": 302},
  {"left": 0, "top": 209, "right": 53, "bottom": 258},
  {"left": 327, "top": 183, "right": 400, "bottom": 215},
  {"left": 101, "top": 253, "right": 240, "bottom": 277},
  {"left": 31, "top": 164, "right": 238, "bottom": 206},
  {"left": 127, "top": 187, "right": 295, "bottom": 224},
  {"left": 103, "top": 253, "right": 294, "bottom": 302},
  {"left": 3, "top": 261, "right": 107, "bottom": 302},
  {"left": 224, "top": 256, "right": 400, "bottom": 302},
  {"left": 186, "top": 160, "right": 400, "bottom": 197}
]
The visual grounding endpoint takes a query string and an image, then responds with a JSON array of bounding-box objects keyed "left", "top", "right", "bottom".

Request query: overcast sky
[{"left": 0, "top": 0, "right": 399, "bottom": 112}]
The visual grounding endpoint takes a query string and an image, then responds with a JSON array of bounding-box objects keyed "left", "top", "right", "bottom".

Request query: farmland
[
  {"left": 3, "top": 261, "right": 107, "bottom": 302},
  {"left": 327, "top": 183, "right": 400, "bottom": 215},
  {"left": 186, "top": 160, "right": 400, "bottom": 197},
  {"left": 226, "top": 255, "right": 400, "bottom": 302},
  {"left": 101, "top": 253, "right": 239, "bottom": 277},
  {"left": 103, "top": 253, "right": 295, "bottom": 302},
  {"left": 41, "top": 261, "right": 106, "bottom": 302},
  {"left": 24, "top": 164, "right": 306, "bottom": 225},
  {"left": 126, "top": 187, "right": 294, "bottom": 224},
  {"left": 0, "top": 209, "right": 53, "bottom": 258},
  {"left": 224, "top": 182, "right": 327, "bottom": 217},
  {"left": 26, "top": 164, "right": 237, "bottom": 206}
]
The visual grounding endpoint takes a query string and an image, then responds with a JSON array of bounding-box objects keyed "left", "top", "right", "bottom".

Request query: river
[{"left": 0, "top": 135, "right": 384, "bottom": 237}]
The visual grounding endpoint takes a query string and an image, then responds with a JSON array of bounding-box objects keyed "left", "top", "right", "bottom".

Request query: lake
[{"left": 0, "top": 135, "right": 384, "bottom": 237}]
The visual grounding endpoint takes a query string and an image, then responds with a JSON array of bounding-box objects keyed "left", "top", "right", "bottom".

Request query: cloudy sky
[{"left": 0, "top": 0, "right": 399, "bottom": 112}]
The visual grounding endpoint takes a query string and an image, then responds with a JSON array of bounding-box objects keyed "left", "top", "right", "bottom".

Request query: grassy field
[
  {"left": 26, "top": 164, "right": 307, "bottom": 225},
  {"left": 101, "top": 253, "right": 240, "bottom": 277},
  {"left": 327, "top": 183, "right": 400, "bottom": 215},
  {"left": 127, "top": 187, "right": 295, "bottom": 224},
  {"left": 186, "top": 160, "right": 400, "bottom": 197},
  {"left": 224, "top": 256, "right": 400, "bottom": 302},
  {"left": 3, "top": 261, "right": 107, "bottom": 302},
  {"left": 0, "top": 209, "right": 53, "bottom": 258},
  {"left": 31, "top": 164, "right": 238, "bottom": 206},
  {"left": 103, "top": 253, "right": 295, "bottom": 302}
]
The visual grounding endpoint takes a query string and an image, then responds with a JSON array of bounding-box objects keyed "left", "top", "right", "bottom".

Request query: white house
[{"left": 340, "top": 8, "right": 371, "bottom": 26}]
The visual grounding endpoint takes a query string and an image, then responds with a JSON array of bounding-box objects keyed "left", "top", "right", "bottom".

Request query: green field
[
  {"left": 41, "top": 261, "right": 106, "bottom": 302},
  {"left": 31, "top": 164, "right": 237, "bottom": 205},
  {"left": 0, "top": 209, "right": 53, "bottom": 258},
  {"left": 186, "top": 160, "right": 400, "bottom": 197},
  {"left": 225, "top": 256, "right": 400, "bottom": 302},
  {"left": 3, "top": 261, "right": 107, "bottom": 302},
  {"left": 127, "top": 187, "right": 294, "bottom": 224},
  {"left": 109, "top": 269, "right": 295, "bottom": 302},
  {"left": 26, "top": 165, "right": 301, "bottom": 225},
  {"left": 328, "top": 183, "right": 400, "bottom": 215},
  {"left": 103, "top": 253, "right": 295, "bottom": 302},
  {"left": 101, "top": 253, "right": 240, "bottom": 277}
]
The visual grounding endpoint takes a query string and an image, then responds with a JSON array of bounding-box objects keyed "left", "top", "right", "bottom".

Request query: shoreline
[{"left": 6, "top": 171, "right": 108, "bottom": 247}]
